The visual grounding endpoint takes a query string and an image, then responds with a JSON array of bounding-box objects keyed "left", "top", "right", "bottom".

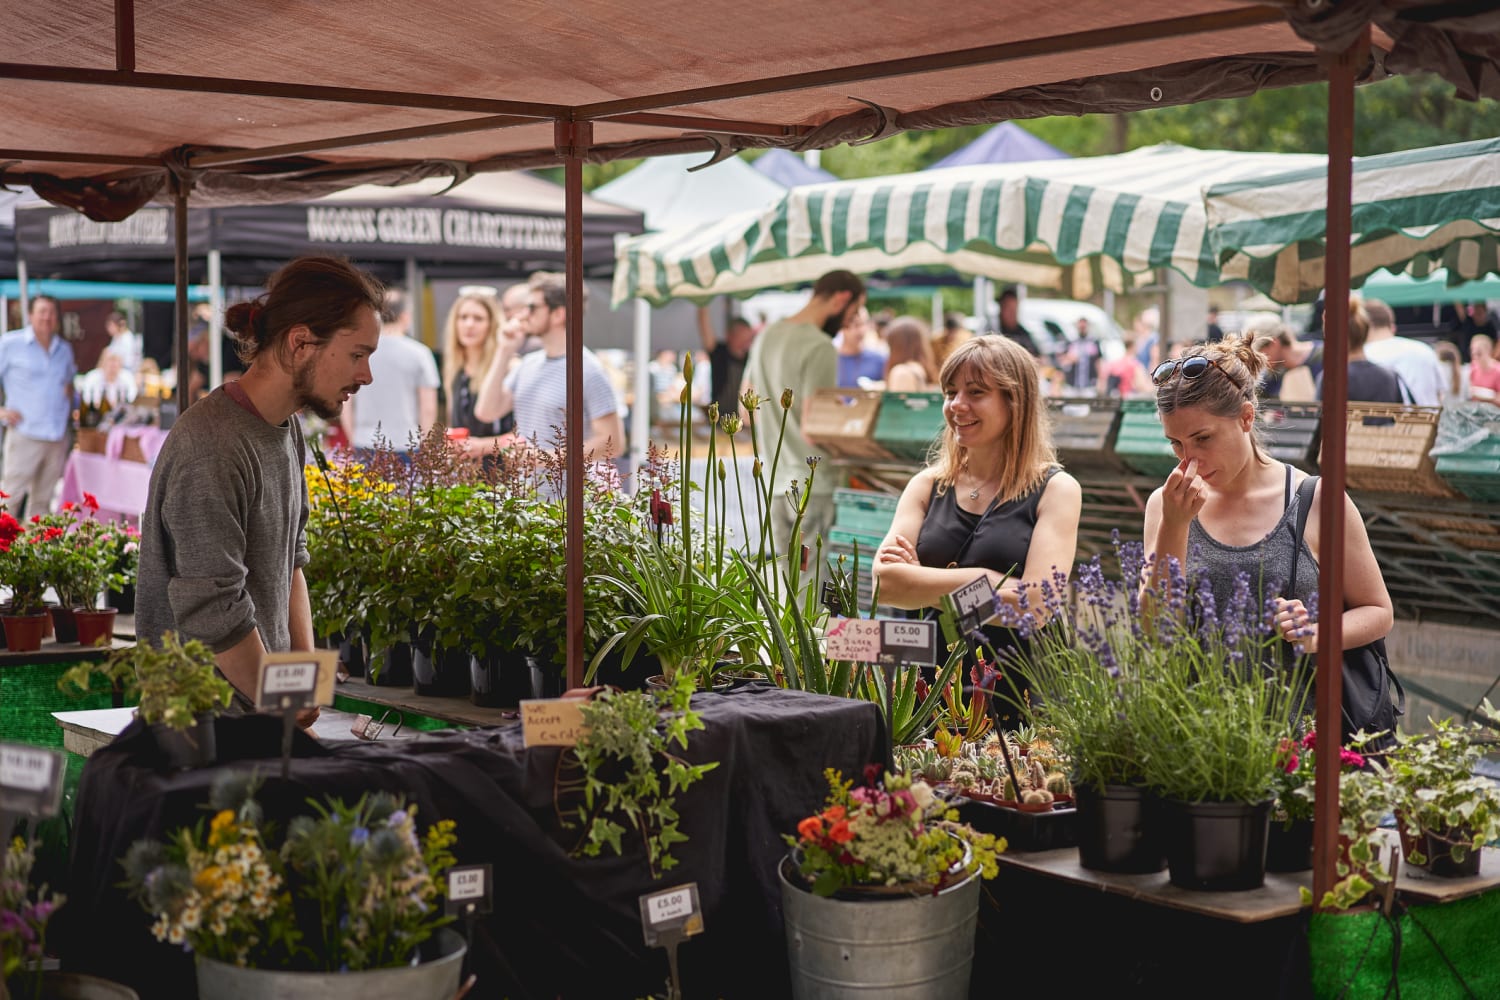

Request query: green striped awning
[
  {"left": 1206, "top": 136, "right": 1500, "bottom": 304},
  {"left": 613, "top": 144, "right": 1323, "bottom": 306}
]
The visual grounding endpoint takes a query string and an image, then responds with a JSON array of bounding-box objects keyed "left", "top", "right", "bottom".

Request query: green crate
[
  {"left": 827, "top": 526, "right": 885, "bottom": 551},
  {"left": 1113, "top": 399, "right": 1178, "bottom": 478},
  {"left": 1048, "top": 397, "right": 1125, "bottom": 477},
  {"left": 833, "top": 488, "right": 899, "bottom": 535},
  {"left": 1259, "top": 402, "right": 1321, "bottom": 473},
  {"left": 1436, "top": 436, "right": 1500, "bottom": 502},
  {"left": 873, "top": 392, "right": 945, "bottom": 462}
]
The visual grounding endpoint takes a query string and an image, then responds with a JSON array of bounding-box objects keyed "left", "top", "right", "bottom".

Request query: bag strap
[{"left": 1288, "top": 474, "right": 1318, "bottom": 593}]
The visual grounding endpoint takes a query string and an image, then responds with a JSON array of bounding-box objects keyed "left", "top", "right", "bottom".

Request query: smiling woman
[
  {"left": 873, "top": 335, "right": 1081, "bottom": 725},
  {"left": 1142, "top": 334, "right": 1393, "bottom": 671}
]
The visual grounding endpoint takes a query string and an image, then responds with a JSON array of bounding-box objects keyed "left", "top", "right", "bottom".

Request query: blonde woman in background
[
  {"left": 883, "top": 317, "right": 940, "bottom": 392},
  {"left": 441, "top": 292, "right": 514, "bottom": 463}
]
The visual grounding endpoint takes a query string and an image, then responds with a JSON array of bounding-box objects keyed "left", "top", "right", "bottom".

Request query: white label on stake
[
  {"left": 647, "top": 888, "right": 693, "bottom": 925},
  {"left": 0, "top": 746, "right": 54, "bottom": 792},
  {"left": 449, "top": 868, "right": 486, "bottom": 901},
  {"left": 263, "top": 661, "right": 318, "bottom": 695},
  {"left": 883, "top": 621, "right": 932, "bottom": 648},
  {"left": 950, "top": 576, "right": 997, "bottom": 619}
]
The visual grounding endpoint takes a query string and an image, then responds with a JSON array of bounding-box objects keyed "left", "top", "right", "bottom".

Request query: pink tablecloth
[{"left": 60, "top": 451, "right": 153, "bottom": 524}]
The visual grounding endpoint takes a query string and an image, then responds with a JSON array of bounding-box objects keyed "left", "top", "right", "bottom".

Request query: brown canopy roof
[{"left": 3, "top": 1, "right": 1496, "bottom": 218}]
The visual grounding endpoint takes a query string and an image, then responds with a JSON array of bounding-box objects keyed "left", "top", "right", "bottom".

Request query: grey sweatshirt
[{"left": 135, "top": 387, "right": 310, "bottom": 659}]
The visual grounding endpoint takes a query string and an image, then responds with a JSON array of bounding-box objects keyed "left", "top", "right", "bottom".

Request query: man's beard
[
  {"left": 822, "top": 303, "right": 855, "bottom": 338},
  {"left": 292, "top": 356, "right": 349, "bottom": 420}
]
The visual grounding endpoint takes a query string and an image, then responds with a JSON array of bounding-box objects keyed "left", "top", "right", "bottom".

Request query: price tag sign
[
  {"left": 0, "top": 744, "right": 65, "bottom": 818},
  {"left": 879, "top": 619, "right": 938, "bottom": 666},
  {"left": 444, "top": 864, "right": 493, "bottom": 916},
  {"left": 948, "top": 575, "right": 999, "bottom": 635},
  {"left": 255, "top": 650, "right": 337, "bottom": 711},
  {"left": 521, "top": 699, "right": 588, "bottom": 748},
  {"left": 825, "top": 617, "right": 882, "bottom": 663},
  {"left": 639, "top": 882, "right": 703, "bottom": 946},
  {"left": 820, "top": 581, "right": 844, "bottom": 616}
]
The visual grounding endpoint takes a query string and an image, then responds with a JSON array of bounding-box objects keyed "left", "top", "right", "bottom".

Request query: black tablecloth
[{"left": 57, "top": 685, "right": 886, "bottom": 999}]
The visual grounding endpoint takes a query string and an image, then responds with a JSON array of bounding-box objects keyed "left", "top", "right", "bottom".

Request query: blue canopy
[
  {"left": 927, "top": 122, "right": 1067, "bottom": 170},
  {"left": 751, "top": 149, "right": 837, "bottom": 187}
]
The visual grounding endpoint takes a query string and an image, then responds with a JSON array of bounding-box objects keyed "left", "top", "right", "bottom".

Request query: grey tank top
[{"left": 1187, "top": 464, "right": 1318, "bottom": 625}]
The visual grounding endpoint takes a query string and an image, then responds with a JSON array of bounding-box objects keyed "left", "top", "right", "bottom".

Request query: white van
[{"left": 1017, "top": 299, "right": 1126, "bottom": 361}]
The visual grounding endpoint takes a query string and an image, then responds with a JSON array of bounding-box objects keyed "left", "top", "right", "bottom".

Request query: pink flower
[
  {"left": 1301, "top": 731, "right": 1318, "bottom": 750},
  {"left": 1340, "top": 749, "right": 1366, "bottom": 770},
  {"left": 1283, "top": 753, "right": 1300, "bottom": 774}
]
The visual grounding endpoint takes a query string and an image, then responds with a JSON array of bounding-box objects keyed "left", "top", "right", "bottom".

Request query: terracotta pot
[
  {"left": 73, "top": 607, "right": 118, "bottom": 647},
  {"left": 2, "top": 612, "right": 50, "bottom": 652}
]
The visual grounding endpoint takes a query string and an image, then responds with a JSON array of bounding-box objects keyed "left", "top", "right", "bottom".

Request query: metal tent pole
[
  {"left": 1311, "top": 27, "right": 1366, "bottom": 911},
  {"left": 559, "top": 119, "right": 592, "bottom": 692},
  {"left": 632, "top": 297, "right": 652, "bottom": 484},
  {"left": 208, "top": 249, "right": 223, "bottom": 390},
  {"left": 172, "top": 180, "right": 191, "bottom": 413}
]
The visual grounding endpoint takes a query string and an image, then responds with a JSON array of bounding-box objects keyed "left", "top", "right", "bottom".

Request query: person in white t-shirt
[
  {"left": 340, "top": 288, "right": 440, "bottom": 457},
  {"left": 105, "top": 310, "right": 143, "bottom": 372},
  {"left": 1360, "top": 299, "right": 1447, "bottom": 406}
]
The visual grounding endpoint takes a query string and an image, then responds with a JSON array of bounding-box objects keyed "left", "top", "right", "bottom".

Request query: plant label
[
  {"left": 639, "top": 882, "right": 703, "bottom": 946},
  {"left": 948, "top": 576, "right": 999, "bottom": 635},
  {"left": 0, "top": 744, "right": 64, "bottom": 818},
  {"left": 820, "top": 581, "right": 844, "bottom": 616},
  {"left": 521, "top": 699, "right": 587, "bottom": 747},
  {"left": 255, "top": 650, "right": 337, "bottom": 711},
  {"left": 825, "top": 617, "right": 882, "bottom": 663},
  {"left": 444, "top": 863, "right": 493, "bottom": 916},
  {"left": 879, "top": 619, "right": 938, "bottom": 666}
]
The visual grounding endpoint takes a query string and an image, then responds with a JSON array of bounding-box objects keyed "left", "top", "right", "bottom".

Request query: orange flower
[
  {"left": 797, "top": 816, "right": 823, "bottom": 842},
  {"left": 827, "top": 820, "right": 854, "bottom": 844},
  {"left": 821, "top": 805, "right": 846, "bottom": 823}
]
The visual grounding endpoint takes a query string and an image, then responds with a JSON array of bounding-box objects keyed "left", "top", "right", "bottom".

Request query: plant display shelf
[{"left": 333, "top": 675, "right": 503, "bottom": 729}]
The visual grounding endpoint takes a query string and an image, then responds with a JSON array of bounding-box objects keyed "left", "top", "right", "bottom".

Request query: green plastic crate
[
  {"left": 873, "top": 392, "right": 945, "bottom": 462},
  {"left": 1258, "top": 402, "right": 1321, "bottom": 473},
  {"left": 1436, "top": 436, "right": 1500, "bottom": 502},
  {"left": 1113, "top": 399, "right": 1178, "bottom": 478},
  {"left": 825, "top": 527, "right": 888, "bottom": 617},
  {"left": 833, "top": 488, "right": 899, "bottom": 535},
  {"left": 1048, "top": 397, "right": 1125, "bottom": 476}
]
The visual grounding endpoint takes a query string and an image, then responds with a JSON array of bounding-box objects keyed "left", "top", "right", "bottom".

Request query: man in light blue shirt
[{"left": 0, "top": 296, "right": 77, "bottom": 517}]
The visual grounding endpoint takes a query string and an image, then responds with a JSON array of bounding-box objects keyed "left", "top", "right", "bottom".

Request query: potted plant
[
  {"left": 119, "top": 773, "right": 464, "bottom": 999},
  {"left": 1267, "top": 730, "right": 1370, "bottom": 872},
  {"left": 58, "top": 632, "right": 234, "bottom": 769},
  {"left": 36, "top": 494, "right": 127, "bottom": 645},
  {"left": 0, "top": 499, "right": 50, "bottom": 652},
  {"left": 779, "top": 766, "right": 1003, "bottom": 999},
  {"left": 3, "top": 835, "right": 140, "bottom": 1000},
  {"left": 1386, "top": 711, "right": 1500, "bottom": 877}
]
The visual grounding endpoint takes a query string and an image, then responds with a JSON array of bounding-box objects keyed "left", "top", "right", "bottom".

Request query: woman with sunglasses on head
[
  {"left": 874, "top": 336, "right": 1082, "bottom": 722},
  {"left": 1143, "top": 335, "right": 1392, "bottom": 666}
]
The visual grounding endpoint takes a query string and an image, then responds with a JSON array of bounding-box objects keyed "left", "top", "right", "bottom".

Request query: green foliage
[
  {"left": 31, "top": 501, "right": 131, "bottom": 610},
  {"left": 59, "top": 632, "right": 232, "bottom": 730},
  {"left": 120, "top": 775, "right": 457, "bottom": 972},
  {"left": 566, "top": 674, "right": 717, "bottom": 879},
  {"left": 1386, "top": 708, "right": 1500, "bottom": 869}
]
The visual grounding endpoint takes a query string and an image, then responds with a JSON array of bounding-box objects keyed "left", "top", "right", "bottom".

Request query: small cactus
[
  {"left": 1021, "top": 788, "right": 1055, "bottom": 806},
  {"left": 1045, "top": 772, "right": 1072, "bottom": 797}
]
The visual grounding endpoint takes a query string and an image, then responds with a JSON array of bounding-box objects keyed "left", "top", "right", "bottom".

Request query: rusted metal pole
[
  {"left": 172, "top": 178, "right": 191, "bottom": 414},
  {"left": 558, "top": 120, "right": 592, "bottom": 692},
  {"left": 114, "top": 0, "right": 134, "bottom": 72},
  {"left": 1311, "top": 26, "right": 1367, "bottom": 910}
]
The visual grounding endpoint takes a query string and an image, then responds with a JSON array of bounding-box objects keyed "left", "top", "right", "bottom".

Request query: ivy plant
[{"left": 59, "top": 631, "right": 233, "bottom": 730}]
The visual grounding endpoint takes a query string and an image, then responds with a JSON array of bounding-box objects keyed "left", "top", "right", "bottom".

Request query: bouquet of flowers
[
  {"left": 2, "top": 836, "right": 65, "bottom": 993},
  {"left": 786, "top": 766, "right": 1003, "bottom": 897},
  {"left": 122, "top": 773, "right": 457, "bottom": 972}
]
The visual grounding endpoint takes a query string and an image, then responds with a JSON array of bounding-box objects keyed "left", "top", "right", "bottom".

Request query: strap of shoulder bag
[{"left": 1288, "top": 474, "right": 1318, "bottom": 590}]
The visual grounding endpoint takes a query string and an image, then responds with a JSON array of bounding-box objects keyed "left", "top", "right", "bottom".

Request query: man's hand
[
  {"left": 0, "top": 407, "right": 20, "bottom": 428},
  {"left": 296, "top": 705, "right": 321, "bottom": 730}
]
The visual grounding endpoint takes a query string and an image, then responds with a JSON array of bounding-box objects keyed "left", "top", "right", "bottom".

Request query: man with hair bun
[{"left": 136, "top": 256, "right": 384, "bottom": 726}]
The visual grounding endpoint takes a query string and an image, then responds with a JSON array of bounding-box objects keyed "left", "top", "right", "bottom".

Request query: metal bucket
[
  {"left": 779, "top": 859, "right": 980, "bottom": 999},
  {"left": 32, "top": 973, "right": 140, "bottom": 1000},
  {"left": 194, "top": 929, "right": 465, "bottom": 1000}
]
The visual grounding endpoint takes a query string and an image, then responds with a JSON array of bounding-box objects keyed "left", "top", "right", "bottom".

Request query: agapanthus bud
[
  {"left": 740, "top": 388, "right": 764, "bottom": 412},
  {"left": 753, "top": 458, "right": 763, "bottom": 479},
  {"left": 720, "top": 414, "right": 741, "bottom": 435},
  {"left": 717, "top": 459, "right": 726, "bottom": 482},
  {"left": 682, "top": 353, "right": 695, "bottom": 381},
  {"left": 780, "top": 388, "right": 794, "bottom": 410},
  {"left": 706, "top": 401, "right": 720, "bottom": 424}
]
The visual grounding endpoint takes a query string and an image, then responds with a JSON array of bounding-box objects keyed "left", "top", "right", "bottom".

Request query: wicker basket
[{"left": 1343, "top": 403, "right": 1455, "bottom": 498}]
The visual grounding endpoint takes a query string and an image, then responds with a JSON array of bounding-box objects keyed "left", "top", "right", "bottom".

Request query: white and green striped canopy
[
  {"left": 613, "top": 144, "right": 1323, "bottom": 306},
  {"left": 1206, "top": 136, "right": 1500, "bottom": 304}
]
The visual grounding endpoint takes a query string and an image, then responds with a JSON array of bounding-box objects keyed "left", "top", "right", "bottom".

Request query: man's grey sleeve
[{"left": 160, "top": 457, "right": 258, "bottom": 653}]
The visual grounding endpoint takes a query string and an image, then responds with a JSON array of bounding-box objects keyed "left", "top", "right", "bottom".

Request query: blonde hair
[
  {"left": 440, "top": 293, "right": 501, "bottom": 406},
  {"left": 930, "top": 335, "right": 1055, "bottom": 502},
  {"left": 1155, "top": 332, "right": 1269, "bottom": 458}
]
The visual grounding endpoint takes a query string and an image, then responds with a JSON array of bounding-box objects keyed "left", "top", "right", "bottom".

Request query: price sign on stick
[
  {"left": 255, "top": 651, "right": 337, "bottom": 711},
  {"left": 639, "top": 882, "right": 703, "bottom": 946},
  {"left": 948, "top": 576, "right": 999, "bottom": 636},
  {"left": 445, "top": 864, "right": 493, "bottom": 916},
  {"left": 0, "top": 744, "right": 64, "bottom": 818},
  {"left": 825, "top": 618, "right": 882, "bottom": 663},
  {"left": 879, "top": 619, "right": 938, "bottom": 666}
]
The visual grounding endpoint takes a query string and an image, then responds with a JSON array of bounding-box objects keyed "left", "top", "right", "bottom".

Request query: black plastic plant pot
[
  {"left": 1265, "top": 816, "right": 1315, "bottom": 873},
  {"left": 413, "top": 644, "right": 472, "bottom": 698},
  {"left": 114, "top": 582, "right": 137, "bottom": 615},
  {"left": 1161, "top": 797, "right": 1272, "bottom": 891},
  {"left": 1074, "top": 783, "right": 1167, "bottom": 874},
  {"left": 369, "top": 642, "right": 415, "bottom": 687},
  {"left": 469, "top": 650, "right": 536, "bottom": 708},
  {"left": 151, "top": 714, "right": 217, "bottom": 770},
  {"left": 1424, "top": 828, "right": 1482, "bottom": 878},
  {"left": 530, "top": 655, "right": 564, "bottom": 700},
  {"left": 337, "top": 633, "right": 367, "bottom": 678}
]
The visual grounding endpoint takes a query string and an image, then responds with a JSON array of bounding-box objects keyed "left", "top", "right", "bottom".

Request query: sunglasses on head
[{"left": 1151, "top": 356, "right": 1225, "bottom": 386}]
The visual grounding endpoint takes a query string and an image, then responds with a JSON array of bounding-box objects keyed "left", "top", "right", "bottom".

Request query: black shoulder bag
[{"left": 1289, "top": 476, "right": 1405, "bottom": 747}]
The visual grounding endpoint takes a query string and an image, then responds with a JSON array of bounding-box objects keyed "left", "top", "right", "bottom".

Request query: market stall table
[{"left": 57, "top": 685, "right": 885, "bottom": 999}]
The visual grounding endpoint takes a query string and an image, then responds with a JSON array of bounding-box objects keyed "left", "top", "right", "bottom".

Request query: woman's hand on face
[
  {"left": 1274, "top": 597, "right": 1318, "bottom": 654},
  {"left": 1160, "top": 458, "right": 1208, "bottom": 527},
  {"left": 876, "top": 534, "right": 919, "bottom": 566}
]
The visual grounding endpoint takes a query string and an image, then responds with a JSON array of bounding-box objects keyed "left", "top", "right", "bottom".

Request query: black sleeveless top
[
  {"left": 451, "top": 369, "right": 514, "bottom": 437},
  {"left": 915, "top": 466, "right": 1060, "bottom": 666}
]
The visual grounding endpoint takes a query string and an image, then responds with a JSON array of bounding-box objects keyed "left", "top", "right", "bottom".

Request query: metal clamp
[{"left": 351, "top": 709, "right": 403, "bottom": 741}]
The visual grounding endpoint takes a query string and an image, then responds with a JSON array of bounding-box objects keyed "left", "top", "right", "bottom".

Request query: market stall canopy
[
  {"left": 1206, "top": 136, "right": 1500, "bottom": 304},
  {"left": 612, "top": 143, "right": 1324, "bottom": 305},
  {"left": 13, "top": 171, "right": 644, "bottom": 284},
  {"left": 3, "top": 2, "right": 1498, "bottom": 219},
  {"left": 752, "top": 149, "right": 838, "bottom": 188},
  {"left": 593, "top": 153, "right": 786, "bottom": 232},
  {"left": 927, "top": 121, "right": 1068, "bottom": 170},
  {"left": 1357, "top": 267, "right": 1500, "bottom": 307}
]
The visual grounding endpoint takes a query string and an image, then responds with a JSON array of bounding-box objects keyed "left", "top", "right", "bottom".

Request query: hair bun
[{"left": 1223, "top": 331, "right": 1268, "bottom": 383}]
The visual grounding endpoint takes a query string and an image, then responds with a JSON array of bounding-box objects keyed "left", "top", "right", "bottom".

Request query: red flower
[
  {"left": 0, "top": 490, "right": 7, "bottom": 499},
  {"left": 29, "top": 515, "right": 40, "bottom": 524},
  {"left": 822, "top": 805, "right": 846, "bottom": 823},
  {"left": 1339, "top": 749, "right": 1366, "bottom": 770},
  {"left": 826, "top": 820, "right": 854, "bottom": 845},
  {"left": 797, "top": 816, "right": 823, "bottom": 842},
  {"left": 0, "top": 512, "right": 20, "bottom": 547},
  {"left": 82, "top": 492, "right": 100, "bottom": 511},
  {"left": 1283, "top": 753, "right": 1300, "bottom": 774},
  {"left": 60, "top": 502, "right": 76, "bottom": 513},
  {"left": 1301, "top": 731, "right": 1318, "bottom": 750}
]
